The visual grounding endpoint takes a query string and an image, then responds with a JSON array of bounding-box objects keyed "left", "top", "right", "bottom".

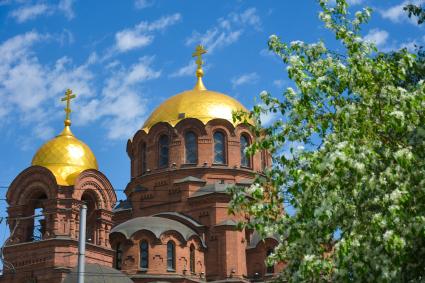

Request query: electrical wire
[
  {"left": 0, "top": 186, "right": 248, "bottom": 191},
  {"left": 0, "top": 218, "right": 18, "bottom": 273}
]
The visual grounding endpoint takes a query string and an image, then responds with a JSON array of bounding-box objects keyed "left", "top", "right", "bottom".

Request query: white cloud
[
  {"left": 328, "top": 0, "right": 364, "bottom": 6},
  {"left": 0, "top": 32, "right": 95, "bottom": 142},
  {"left": 114, "top": 13, "right": 181, "bottom": 53},
  {"left": 231, "top": 72, "right": 259, "bottom": 88},
  {"left": 185, "top": 8, "right": 261, "bottom": 53},
  {"left": 283, "top": 141, "right": 305, "bottom": 160},
  {"left": 399, "top": 40, "right": 419, "bottom": 51},
  {"left": 273, "top": 79, "right": 285, "bottom": 88},
  {"left": 115, "top": 31, "right": 153, "bottom": 52},
  {"left": 380, "top": 36, "right": 424, "bottom": 53},
  {"left": 364, "top": 28, "right": 389, "bottom": 47},
  {"left": 139, "top": 13, "right": 182, "bottom": 32},
  {"left": 169, "top": 61, "right": 196, "bottom": 78},
  {"left": 77, "top": 57, "right": 160, "bottom": 139},
  {"left": 380, "top": 0, "right": 425, "bottom": 24},
  {"left": 347, "top": 0, "right": 364, "bottom": 4},
  {"left": 10, "top": 4, "right": 50, "bottom": 23},
  {"left": 0, "top": 31, "right": 41, "bottom": 64},
  {"left": 259, "top": 107, "right": 279, "bottom": 127},
  {"left": 58, "top": 29, "right": 75, "bottom": 45},
  {"left": 0, "top": 31, "right": 163, "bottom": 142},
  {"left": 231, "top": 7, "right": 261, "bottom": 30},
  {"left": 58, "top": 0, "right": 75, "bottom": 20},
  {"left": 9, "top": 0, "right": 75, "bottom": 23},
  {"left": 134, "top": 0, "right": 153, "bottom": 9}
]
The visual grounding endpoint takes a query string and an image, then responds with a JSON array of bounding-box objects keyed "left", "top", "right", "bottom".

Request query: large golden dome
[
  {"left": 32, "top": 126, "right": 98, "bottom": 186},
  {"left": 142, "top": 89, "right": 249, "bottom": 132},
  {"left": 142, "top": 45, "right": 250, "bottom": 132}
]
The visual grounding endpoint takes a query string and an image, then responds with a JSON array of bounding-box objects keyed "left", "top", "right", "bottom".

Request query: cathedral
[{"left": 0, "top": 46, "right": 283, "bottom": 283}]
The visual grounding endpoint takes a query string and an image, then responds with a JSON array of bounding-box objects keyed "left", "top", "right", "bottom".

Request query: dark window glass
[
  {"left": 140, "top": 240, "right": 149, "bottom": 269},
  {"left": 266, "top": 248, "right": 274, "bottom": 274},
  {"left": 240, "top": 135, "right": 250, "bottom": 167},
  {"left": 115, "top": 243, "right": 122, "bottom": 270},
  {"left": 213, "top": 131, "right": 226, "bottom": 164},
  {"left": 185, "top": 131, "right": 198, "bottom": 164},
  {"left": 158, "top": 135, "right": 169, "bottom": 167},
  {"left": 141, "top": 143, "right": 147, "bottom": 174},
  {"left": 167, "top": 240, "right": 176, "bottom": 271},
  {"left": 190, "top": 244, "right": 195, "bottom": 273}
]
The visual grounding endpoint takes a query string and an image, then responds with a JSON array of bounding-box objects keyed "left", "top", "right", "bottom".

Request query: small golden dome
[
  {"left": 142, "top": 89, "right": 249, "bottom": 132},
  {"left": 32, "top": 89, "right": 97, "bottom": 186},
  {"left": 142, "top": 45, "right": 250, "bottom": 132},
  {"left": 32, "top": 126, "right": 98, "bottom": 186}
]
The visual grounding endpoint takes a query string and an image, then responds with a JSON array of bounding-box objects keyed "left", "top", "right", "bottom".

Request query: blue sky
[{"left": 0, "top": 0, "right": 423, "bottom": 232}]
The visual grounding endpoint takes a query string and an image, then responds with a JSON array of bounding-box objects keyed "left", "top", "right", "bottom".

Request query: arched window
[
  {"left": 27, "top": 192, "right": 47, "bottom": 242},
  {"left": 158, "top": 135, "right": 169, "bottom": 167},
  {"left": 115, "top": 243, "right": 122, "bottom": 270},
  {"left": 185, "top": 131, "right": 198, "bottom": 164},
  {"left": 190, "top": 244, "right": 195, "bottom": 273},
  {"left": 213, "top": 131, "right": 226, "bottom": 164},
  {"left": 81, "top": 192, "right": 96, "bottom": 243},
  {"left": 266, "top": 248, "right": 274, "bottom": 274},
  {"left": 240, "top": 134, "right": 251, "bottom": 167},
  {"left": 141, "top": 142, "right": 147, "bottom": 174},
  {"left": 167, "top": 240, "right": 176, "bottom": 271},
  {"left": 140, "top": 240, "right": 149, "bottom": 269}
]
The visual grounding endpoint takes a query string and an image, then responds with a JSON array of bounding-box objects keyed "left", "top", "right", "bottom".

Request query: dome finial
[
  {"left": 60, "top": 88, "right": 76, "bottom": 136},
  {"left": 61, "top": 89, "right": 76, "bottom": 126},
  {"left": 192, "top": 45, "right": 207, "bottom": 91}
]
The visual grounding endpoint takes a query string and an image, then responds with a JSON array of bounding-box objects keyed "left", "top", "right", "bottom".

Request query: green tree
[
  {"left": 404, "top": 4, "right": 425, "bottom": 25},
  {"left": 230, "top": 0, "right": 425, "bottom": 282}
]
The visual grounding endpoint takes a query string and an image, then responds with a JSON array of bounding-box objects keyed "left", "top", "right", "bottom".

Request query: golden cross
[
  {"left": 192, "top": 45, "right": 207, "bottom": 70},
  {"left": 61, "top": 89, "right": 76, "bottom": 126}
]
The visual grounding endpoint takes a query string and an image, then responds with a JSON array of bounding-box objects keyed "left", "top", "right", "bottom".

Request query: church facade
[{"left": 0, "top": 46, "right": 283, "bottom": 283}]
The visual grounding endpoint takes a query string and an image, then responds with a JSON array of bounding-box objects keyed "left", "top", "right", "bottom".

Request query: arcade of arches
[{"left": 0, "top": 46, "right": 284, "bottom": 283}]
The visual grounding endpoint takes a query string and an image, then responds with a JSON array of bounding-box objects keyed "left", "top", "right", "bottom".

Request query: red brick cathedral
[{"left": 0, "top": 46, "right": 282, "bottom": 283}]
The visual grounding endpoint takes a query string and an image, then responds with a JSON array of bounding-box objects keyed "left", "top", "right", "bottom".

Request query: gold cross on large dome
[
  {"left": 192, "top": 45, "right": 207, "bottom": 91},
  {"left": 192, "top": 45, "right": 207, "bottom": 71}
]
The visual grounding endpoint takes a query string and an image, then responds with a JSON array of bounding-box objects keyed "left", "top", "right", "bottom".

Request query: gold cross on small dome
[
  {"left": 61, "top": 88, "right": 76, "bottom": 126},
  {"left": 192, "top": 45, "right": 208, "bottom": 91}
]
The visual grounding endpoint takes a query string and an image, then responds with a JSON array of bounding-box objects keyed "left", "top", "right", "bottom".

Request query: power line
[{"left": 0, "top": 187, "right": 249, "bottom": 192}]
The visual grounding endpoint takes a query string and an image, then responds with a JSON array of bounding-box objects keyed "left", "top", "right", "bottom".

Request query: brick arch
[
  {"left": 206, "top": 118, "right": 236, "bottom": 137},
  {"left": 235, "top": 124, "right": 255, "bottom": 141},
  {"left": 254, "top": 237, "right": 279, "bottom": 250},
  {"left": 149, "top": 122, "right": 175, "bottom": 141},
  {"left": 235, "top": 121, "right": 254, "bottom": 131},
  {"left": 160, "top": 230, "right": 186, "bottom": 246},
  {"left": 109, "top": 230, "right": 128, "bottom": 246},
  {"left": 131, "top": 128, "right": 149, "bottom": 147},
  {"left": 130, "top": 229, "right": 158, "bottom": 244},
  {"left": 74, "top": 169, "right": 117, "bottom": 210},
  {"left": 186, "top": 234, "right": 207, "bottom": 250},
  {"left": 235, "top": 124, "right": 262, "bottom": 171},
  {"left": 247, "top": 237, "right": 281, "bottom": 278},
  {"left": 175, "top": 120, "right": 207, "bottom": 166},
  {"left": 127, "top": 130, "right": 149, "bottom": 178},
  {"left": 129, "top": 129, "right": 149, "bottom": 158},
  {"left": 174, "top": 118, "right": 208, "bottom": 137},
  {"left": 126, "top": 138, "right": 134, "bottom": 159},
  {"left": 7, "top": 166, "right": 57, "bottom": 206}
]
